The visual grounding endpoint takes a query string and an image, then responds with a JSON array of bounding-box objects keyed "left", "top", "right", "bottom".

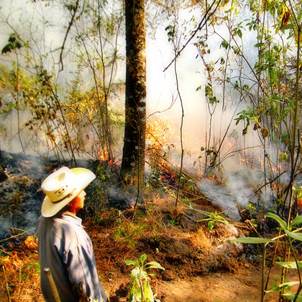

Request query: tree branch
[
  {"left": 163, "top": 0, "right": 222, "bottom": 72},
  {"left": 59, "top": 0, "right": 80, "bottom": 71}
]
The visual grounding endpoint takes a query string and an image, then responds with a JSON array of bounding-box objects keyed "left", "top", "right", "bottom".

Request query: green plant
[
  {"left": 167, "top": 217, "right": 177, "bottom": 226},
  {"left": 190, "top": 206, "right": 229, "bottom": 230},
  {"left": 235, "top": 212, "right": 302, "bottom": 301},
  {"left": 200, "top": 211, "right": 229, "bottom": 230},
  {"left": 114, "top": 222, "right": 146, "bottom": 248},
  {"left": 293, "top": 186, "right": 302, "bottom": 200},
  {"left": 125, "top": 254, "right": 164, "bottom": 302}
]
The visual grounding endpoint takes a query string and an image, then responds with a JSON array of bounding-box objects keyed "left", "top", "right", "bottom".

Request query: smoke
[
  {"left": 199, "top": 179, "right": 241, "bottom": 220},
  {"left": 0, "top": 1, "right": 285, "bottom": 218},
  {"left": 198, "top": 159, "right": 276, "bottom": 220},
  {"left": 0, "top": 1, "right": 251, "bottom": 157}
]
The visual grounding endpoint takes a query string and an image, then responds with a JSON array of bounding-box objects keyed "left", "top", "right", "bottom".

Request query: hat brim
[{"left": 41, "top": 168, "right": 96, "bottom": 218}]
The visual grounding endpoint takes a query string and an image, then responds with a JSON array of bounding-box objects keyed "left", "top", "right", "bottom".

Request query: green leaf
[
  {"left": 220, "top": 39, "right": 229, "bottom": 49},
  {"left": 125, "top": 259, "right": 137, "bottom": 266},
  {"left": 234, "top": 28, "right": 242, "bottom": 38},
  {"left": 279, "top": 281, "right": 299, "bottom": 289},
  {"left": 266, "top": 281, "right": 300, "bottom": 293},
  {"left": 146, "top": 261, "right": 165, "bottom": 271},
  {"left": 208, "top": 220, "right": 215, "bottom": 230},
  {"left": 129, "top": 284, "right": 141, "bottom": 302},
  {"left": 139, "top": 254, "right": 147, "bottom": 265},
  {"left": 266, "top": 212, "right": 287, "bottom": 230},
  {"left": 276, "top": 261, "right": 302, "bottom": 269},
  {"left": 143, "top": 281, "right": 154, "bottom": 300},
  {"left": 292, "top": 215, "right": 302, "bottom": 226},
  {"left": 205, "top": 83, "right": 219, "bottom": 105},
  {"left": 285, "top": 230, "right": 302, "bottom": 242},
  {"left": 1, "top": 33, "right": 23, "bottom": 54},
  {"left": 1, "top": 44, "right": 12, "bottom": 54},
  {"left": 234, "top": 237, "right": 271, "bottom": 244},
  {"left": 282, "top": 293, "right": 302, "bottom": 302}
]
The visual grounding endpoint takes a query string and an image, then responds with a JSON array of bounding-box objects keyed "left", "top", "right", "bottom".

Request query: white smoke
[{"left": 0, "top": 1, "right": 286, "bottom": 217}]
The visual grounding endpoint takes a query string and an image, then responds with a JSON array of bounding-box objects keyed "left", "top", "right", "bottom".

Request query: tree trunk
[{"left": 121, "top": 0, "right": 146, "bottom": 202}]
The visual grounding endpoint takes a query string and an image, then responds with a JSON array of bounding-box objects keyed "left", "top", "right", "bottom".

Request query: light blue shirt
[{"left": 37, "top": 213, "right": 107, "bottom": 302}]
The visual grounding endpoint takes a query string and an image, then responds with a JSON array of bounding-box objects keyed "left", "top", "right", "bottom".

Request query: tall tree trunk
[{"left": 121, "top": 0, "right": 146, "bottom": 202}]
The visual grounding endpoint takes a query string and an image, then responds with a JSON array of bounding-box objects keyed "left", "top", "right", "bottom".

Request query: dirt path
[
  {"left": 0, "top": 246, "right": 281, "bottom": 302},
  {"left": 156, "top": 266, "right": 289, "bottom": 302},
  {"left": 157, "top": 270, "right": 261, "bottom": 302}
]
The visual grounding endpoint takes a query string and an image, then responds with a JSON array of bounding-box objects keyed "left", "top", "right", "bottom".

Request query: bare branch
[
  {"left": 163, "top": 0, "right": 222, "bottom": 72},
  {"left": 59, "top": 0, "right": 80, "bottom": 71}
]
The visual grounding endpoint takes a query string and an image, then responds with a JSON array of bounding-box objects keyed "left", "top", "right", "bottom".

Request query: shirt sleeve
[{"left": 55, "top": 224, "right": 107, "bottom": 302}]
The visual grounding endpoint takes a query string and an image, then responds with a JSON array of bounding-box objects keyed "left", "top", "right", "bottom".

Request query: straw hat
[{"left": 41, "top": 166, "right": 96, "bottom": 217}]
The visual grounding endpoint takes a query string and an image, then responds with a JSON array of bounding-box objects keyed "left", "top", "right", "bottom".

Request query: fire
[
  {"left": 98, "top": 148, "right": 109, "bottom": 162},
  {"left": 146, "top": 118, "right": 171, "bottom": 167}
]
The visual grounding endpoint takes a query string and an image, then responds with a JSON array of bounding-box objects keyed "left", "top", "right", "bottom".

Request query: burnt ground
[
  {"left": 0, "top": 151, "right": 280, "bottom": 301},
  {"left": 0, "top": 199, "right": 280, "bottom": 302},
  {"left": 84, "top": 200, "right": 270, "bottom": 302}
]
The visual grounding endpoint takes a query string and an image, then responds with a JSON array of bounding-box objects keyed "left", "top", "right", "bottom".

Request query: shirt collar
[{"left": 61, "top": 212, "right": 83, "bottom": 226}]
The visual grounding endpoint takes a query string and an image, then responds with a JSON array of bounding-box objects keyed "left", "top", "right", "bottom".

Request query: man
[{"left": 37, "top": 166, "right": 108, "bottom": 302}]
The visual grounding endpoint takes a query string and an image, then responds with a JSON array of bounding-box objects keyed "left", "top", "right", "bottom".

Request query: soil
[
  {"left": 0, "top": 152, "right": 286, "bottom": 301},
  {"left": 84, "top": 200, "right": 281, "bottom": 302},
  {"left": 158, "top": 271, "right": 261, "bottom": 302},
  {"left": 0, "top": 201, "right": 287, "bottom": 302},
  {"left": 0, "top": 197, "right": 269, "bottom": 302}
]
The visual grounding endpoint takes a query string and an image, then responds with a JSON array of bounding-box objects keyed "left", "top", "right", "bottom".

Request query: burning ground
[{"left": 0, "top": 151, "right": 280, "bottom": 301}]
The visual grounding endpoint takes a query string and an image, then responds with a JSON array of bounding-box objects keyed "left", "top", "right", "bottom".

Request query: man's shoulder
[
  {"left": 53, "top": 215, "right": 90, "bottom": 249},
  {"left": 53, "top": 216, "right": 76, "bottom": 231},
  {"left": 53, "top": 215, "right": 85, "bottom": 236},
  {"left": 49, "top": 217, "right": 79, "bottom": 249}
]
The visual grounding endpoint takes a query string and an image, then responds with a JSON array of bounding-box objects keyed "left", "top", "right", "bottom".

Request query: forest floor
[
  {"left": 0, "top": 197, "right": 284, "bottom": 302},
  {"left": 0, "top": 152, "right": 291, "bottom": 301}
]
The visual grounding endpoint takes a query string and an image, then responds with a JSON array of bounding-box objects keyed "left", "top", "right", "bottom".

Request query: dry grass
[
  {"left": 85, "top": 196, "right": 247, "bottom": 298},
  {"left": 0, "top": 237, "right": 43, "bottom": 302},
  {"left": 0, "top": 196, "right": 249, "bottom": 301}
]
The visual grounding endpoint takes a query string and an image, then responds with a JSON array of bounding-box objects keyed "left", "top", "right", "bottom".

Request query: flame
[{"left": 98, "top": 148, "right": 109, "bottom": 161}]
